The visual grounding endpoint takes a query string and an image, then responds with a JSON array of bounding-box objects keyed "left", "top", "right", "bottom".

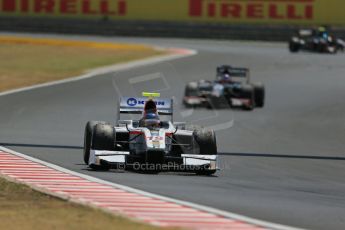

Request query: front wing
[
  {"left": 183, "top": 96, "right": 208, "bottom": 106},
  {"left": 89, "top": 150, "right": 218, "bottom": 171},
  {"left": 184, "top": 95, "right": 252, "bottom": 108}
]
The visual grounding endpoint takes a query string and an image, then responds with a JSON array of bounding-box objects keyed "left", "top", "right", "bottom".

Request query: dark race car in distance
[
  {"left": 289, "top": 27, "right": 345, "bottom": 54},
  {"left": 183, "top": 65, "right": 265, "bottom": 110}
]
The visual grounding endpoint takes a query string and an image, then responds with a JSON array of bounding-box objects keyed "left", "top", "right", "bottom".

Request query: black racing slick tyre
[
  {"left": 92, "top": 124, "right": 115, "bottom": 151},
  {"left": 83, "top": 121, "right": 107, "bottom": 165},
  {"left": 193, "top": 129, "right": 217, "bottom": 176},
  {"left": 193, "top": 128, "right": 217, "bottom": 155},
  {"left": 289, "top": 41, "right": 300, "bottom": 53},
  {"left": 90, "top": 123, "right": 116, "bottom": 170},
  {"left": 253, "top": 83, "right": 265, "bottom": 108}
]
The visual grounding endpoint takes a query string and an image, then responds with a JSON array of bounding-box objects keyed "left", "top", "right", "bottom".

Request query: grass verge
[
  {"left": 0, "top": 36, "right": 165, "bottom": 92},
  {"left": 0, "top": 177, "right": 163, "bottom": 230}
]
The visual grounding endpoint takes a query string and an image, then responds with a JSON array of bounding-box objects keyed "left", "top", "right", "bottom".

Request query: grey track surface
[{"left": 1, "top": 32, "right": 345, "bottom": 230}]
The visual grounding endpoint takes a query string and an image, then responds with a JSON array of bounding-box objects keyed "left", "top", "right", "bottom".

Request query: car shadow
[
  {"left": 219, "top": 152, "right": 345, "bottom": 161},
  {"left": 0, "top": 142, "right": 83, "bottom": 150},
  {"left": 2, "top": 142, "right": 343, "bottom": 161},
  {"left": 80, "top": 166, "right": 218, "bottom": 177}
]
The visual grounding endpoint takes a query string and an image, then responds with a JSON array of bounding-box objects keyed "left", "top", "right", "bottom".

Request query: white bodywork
[
  {"left": 89, "top": 150, "right": 129, "bottom": 166},
  {"left": 89, "top": 96, "right": 218, "bottom": 171}
]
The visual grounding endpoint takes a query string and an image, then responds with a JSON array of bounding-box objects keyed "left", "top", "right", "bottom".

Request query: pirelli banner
[{"left": 0, "top": 0, "right": 344, "bottom": 25}]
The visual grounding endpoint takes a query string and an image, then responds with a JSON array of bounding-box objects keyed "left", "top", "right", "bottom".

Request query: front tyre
[
  {"left": 92, "top": 123, "right": 115, "bottom": 151},
  {"left": 89, "top": 123, "right": 115, "bottom": 170},
  {"left": 253, "top": 82, "right": 265, "bottom": 108},
  {"left": 83, "top": 121, "right": 107, "bottom": 165},
  {"left": 289, "top": 39, "right": 300, "bottom": 53}
]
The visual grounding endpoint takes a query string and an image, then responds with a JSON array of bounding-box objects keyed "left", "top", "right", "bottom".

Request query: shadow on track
[
  {"left": 220, "top": 152, "right": 345, "bottom": 161},
  {"left": 0, "top": 142, "right": 83, "bottom": 150},
  {"left": 3, "top": 143, "right": 344, "bottom": 161}
]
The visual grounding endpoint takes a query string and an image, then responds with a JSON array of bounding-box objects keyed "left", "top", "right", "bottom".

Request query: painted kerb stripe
[{"left": 0, "top": 146, "right": 300, "bottom": 230}]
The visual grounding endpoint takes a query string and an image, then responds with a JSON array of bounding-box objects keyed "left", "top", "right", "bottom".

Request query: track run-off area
[{"left": 1, "top": 33, "right": 345, "bottom": 230}]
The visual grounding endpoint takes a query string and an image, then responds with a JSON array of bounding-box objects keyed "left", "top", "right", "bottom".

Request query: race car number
[{"left": 152, "top": 141, "right": 160, "bottom": 147}]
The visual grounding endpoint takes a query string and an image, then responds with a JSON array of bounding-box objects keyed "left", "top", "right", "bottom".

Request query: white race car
[{"left": 83, "top": 92, "right": 218, "bottom": 175}]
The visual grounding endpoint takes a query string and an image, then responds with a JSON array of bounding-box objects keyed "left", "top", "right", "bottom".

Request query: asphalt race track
[{"left": 1, "top": 33, "right": 345, "bottom": 230}]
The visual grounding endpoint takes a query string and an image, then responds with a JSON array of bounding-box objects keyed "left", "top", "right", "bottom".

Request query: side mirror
[{"left": 125, "top": 123, "right": 130, "bottom": 132}]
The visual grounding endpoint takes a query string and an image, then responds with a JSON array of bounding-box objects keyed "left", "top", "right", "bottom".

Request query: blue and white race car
[{"left": 83, "top": 92, "right": 218, "bottom": 175}]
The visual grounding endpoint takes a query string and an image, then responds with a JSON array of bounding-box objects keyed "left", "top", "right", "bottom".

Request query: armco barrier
[{"left": 1, "top": 16, "right": 345, "bottom": 41}]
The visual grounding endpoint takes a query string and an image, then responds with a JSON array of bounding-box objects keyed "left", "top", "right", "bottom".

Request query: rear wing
[
  {"left": 227, "top": 68, "right": 249, "bottom": 77},
  {"left": 217, "top": 66, "right": 250, "bottom": 81},
  {"left": 298, "top": 29, "right": 313, "bottom": 37},
  {"left": 119, "top": 97, "right": 173, "bottom": 116}
]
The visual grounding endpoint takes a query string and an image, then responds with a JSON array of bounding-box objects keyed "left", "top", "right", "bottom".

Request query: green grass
[
  {"left": 0, "top": 177, "right": 167, "bottom": 230},
  {"left": 0, "top": 43, "right": 163, "bottom": 92}
]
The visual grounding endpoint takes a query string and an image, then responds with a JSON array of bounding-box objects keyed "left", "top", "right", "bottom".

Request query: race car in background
[
  {"left": 289, "top": 27, "right": 345, "bottom": 54},
  {"left": 183, "top": 65, "right": 265, "bottom": 110},
  {"left": 83, "top": 92, "right": 218, "bottom": 175}
]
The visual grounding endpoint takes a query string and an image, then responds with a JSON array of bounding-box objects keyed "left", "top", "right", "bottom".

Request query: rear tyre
[
  {"left": 193, "top": 128, "right": 217, "bottom": 155},
  {"left": 193, "top": 129, "right": 217, "bottom": 176},
  {"left": 90, "top": 123, "right": 116, "bottom": 170},
  {"left": 253, "top": 83, "right": 265, "bottom": 108},
  {"left": 83, "top": 121, "right": 107, "bottom": 165}
]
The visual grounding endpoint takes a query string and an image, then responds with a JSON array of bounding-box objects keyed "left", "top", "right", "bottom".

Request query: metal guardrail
[{"left": 0, "top": 17, "right": 345, "bottom": 41}]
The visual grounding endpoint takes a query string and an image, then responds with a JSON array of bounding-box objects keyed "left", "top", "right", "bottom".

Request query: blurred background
[{"left": 1, "top": 0, "right": 344, "bottom": 40}]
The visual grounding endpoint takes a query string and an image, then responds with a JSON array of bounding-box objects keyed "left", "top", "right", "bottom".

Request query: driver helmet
[
  {"left": 220, "top": 73, "right": 232, "bottom": 83},
  {"left": 142, "top": 113, "right": 160, "bottom": 129}
]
